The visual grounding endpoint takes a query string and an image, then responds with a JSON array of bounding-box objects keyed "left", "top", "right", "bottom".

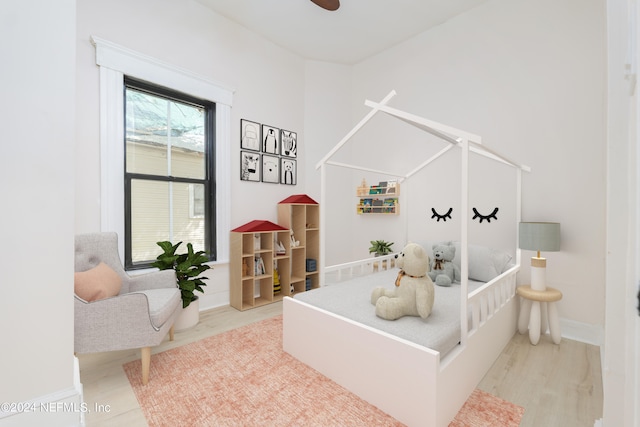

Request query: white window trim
[{"left": 92, "top": 36, "right": 233, "bottom": 263}]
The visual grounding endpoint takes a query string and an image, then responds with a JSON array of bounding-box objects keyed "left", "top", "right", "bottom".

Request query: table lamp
[{"left": 519, "top": 222, "right": 561, "bottom": 291}]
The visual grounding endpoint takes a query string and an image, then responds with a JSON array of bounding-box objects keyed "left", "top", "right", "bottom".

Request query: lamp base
[{"left": 531, "top": 257, "right": 547, "bottom": 291}]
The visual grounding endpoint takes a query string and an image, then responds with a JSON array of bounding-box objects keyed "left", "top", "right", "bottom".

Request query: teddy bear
[
  {"left": 370, "top": 243, "right": 435, "bottom": 320},
  {"left": 428, "top": 242, "right": 461, "bottom": 287}
]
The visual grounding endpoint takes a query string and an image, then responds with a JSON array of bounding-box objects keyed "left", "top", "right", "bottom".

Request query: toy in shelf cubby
[{"left": 357, "top": 179, "right": 399, "bottom": 215}]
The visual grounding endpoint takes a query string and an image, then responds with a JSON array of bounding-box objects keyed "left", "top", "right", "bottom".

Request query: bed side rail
[
  {"left": 325, "top": 253, "right": 397, "bottom": 283},
  {"left": 467, "top": 264, "right": 519, "bottom": 334}
]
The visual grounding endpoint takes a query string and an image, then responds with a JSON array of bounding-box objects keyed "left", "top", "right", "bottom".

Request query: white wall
[
  {"left": 311, "top": 0, "right": 606, "bottom": 330},
  {"left": 0, "top": 0, "right": 80, "bottom": 425},
  {"left": 303, "top": 61, "right": 355, "bottom": 265},
  {"left": 75, "top": 0, "right": 308, "bottom": 309}
]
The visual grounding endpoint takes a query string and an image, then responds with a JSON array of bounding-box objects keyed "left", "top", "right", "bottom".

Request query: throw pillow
[{"left": 74, "top": 262, "right": 122, "bottom": 302}]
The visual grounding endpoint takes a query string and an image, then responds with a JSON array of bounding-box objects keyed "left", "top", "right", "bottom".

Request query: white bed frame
[{"left": 283, "top": 91, "right": 530, "bottom": 426}]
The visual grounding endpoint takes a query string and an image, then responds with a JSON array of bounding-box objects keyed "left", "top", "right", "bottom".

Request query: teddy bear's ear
[{"left": 413, "top": 245, "right": 426, "bottom": 258}]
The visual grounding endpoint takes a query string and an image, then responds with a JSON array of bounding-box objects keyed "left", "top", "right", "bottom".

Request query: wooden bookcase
[
  {"left": 356, "top": 180, "right": 400, "bottom": 215},
  {"left": 230, "top": 195, "right": 320, "bottom": 311},
  {"left": 277, "top": 196, "right": 320, "bottom": 294},
  {"left": 230, "top": 220, "right": 291, "bottom": 311}
]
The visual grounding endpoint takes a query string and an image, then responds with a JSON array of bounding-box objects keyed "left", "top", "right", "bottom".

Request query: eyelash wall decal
[
  {"left": 472, "top": 207, "right": 499, "bottom": 223},
  {"left": 431, "top": 207, "right": 453, "bottom": 222}
]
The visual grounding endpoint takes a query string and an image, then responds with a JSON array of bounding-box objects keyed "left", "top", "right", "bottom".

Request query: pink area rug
[
  {"left": 124, "top": 315, "right": 524, "bottom": 426},
  {"left": 450, "top": 389, "right": 524, "bottom": 427}
]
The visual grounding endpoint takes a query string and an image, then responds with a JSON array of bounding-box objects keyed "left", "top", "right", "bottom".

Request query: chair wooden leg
[
  {"left": 169, "top": 325, "right": 175, "bottom": 341},
  {"left": 141, "top": 347, "right": 151, "bottom": 385}
]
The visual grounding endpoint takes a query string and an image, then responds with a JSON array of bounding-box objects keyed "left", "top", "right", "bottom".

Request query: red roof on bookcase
[
  {"left": 278, "top": 194, "right": 318, "bottom": 205},
  {"left": 231, "top": 220, "right": 288, "bottom": 233}
]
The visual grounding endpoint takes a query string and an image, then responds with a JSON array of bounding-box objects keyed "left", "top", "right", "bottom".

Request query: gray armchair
[{"left": 74, "top": 232, "right": 182, "bottom": 385}]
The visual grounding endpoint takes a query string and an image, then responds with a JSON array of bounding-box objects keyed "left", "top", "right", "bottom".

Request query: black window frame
[{"left": 123, "top": 77, "right": 216, "bottom": 270}]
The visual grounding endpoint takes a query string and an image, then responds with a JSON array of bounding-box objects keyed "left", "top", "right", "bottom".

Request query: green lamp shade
[{"left": 519, "top": 222, "right": 561, "bottom": 252}]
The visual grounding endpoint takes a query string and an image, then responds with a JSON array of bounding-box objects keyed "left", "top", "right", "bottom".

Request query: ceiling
[{"left": 196, "top": 0, "right": 488, "bottom": 65}]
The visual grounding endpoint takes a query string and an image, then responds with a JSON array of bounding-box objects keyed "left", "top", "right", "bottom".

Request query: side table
[{"left": 516, "top": 285, "right": 562, "bottom": 345}]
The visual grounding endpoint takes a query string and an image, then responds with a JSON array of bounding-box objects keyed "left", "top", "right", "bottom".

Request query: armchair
[{"left": 74, "top": 232, "right": 182, "bottom": 385}]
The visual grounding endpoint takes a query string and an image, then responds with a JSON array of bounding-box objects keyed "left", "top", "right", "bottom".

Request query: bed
[
  {"left": 295, "top": 269, "right": 483, "bottom": 357},
  {"left": 282, "top": 91, "right": 529, "bottom": 427}
]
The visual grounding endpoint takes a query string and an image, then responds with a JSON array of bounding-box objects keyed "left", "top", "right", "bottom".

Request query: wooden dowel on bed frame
[
  {"left": 460, "top": 138, "right": 469, "bottom": 346},
  {"left": 316, "top": 90, "right": 396, "bottom": 170}
]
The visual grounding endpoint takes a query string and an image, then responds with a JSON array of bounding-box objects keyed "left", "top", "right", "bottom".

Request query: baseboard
[
  {"left": 0, "top": 357, "right": 84, "bottom": 427},
  {"left": 559, "top": 317, "right": 604, "bottom": 346},
  {"left": 199, "top": 292, "right": 230, "bottom": 311}
]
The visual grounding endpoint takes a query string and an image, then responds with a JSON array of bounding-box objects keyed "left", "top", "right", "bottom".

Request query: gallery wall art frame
[
  {"left": 281, "top": 129, "right": 297, "bottom": 158},
  {"left": 240, "top": 119, "right": 261, "bottom": 152},
  {"left": 262, "top": 124, "right": 280, "bottom": 154},
  {"left": 281, "top": 158, "right": 297, "bottom": 185},
  {"left": 262, "top": 154, "right": 280, "bottom": 184},
  {"left": 240, "top": 151, "right": 261, "bottom": 182}
]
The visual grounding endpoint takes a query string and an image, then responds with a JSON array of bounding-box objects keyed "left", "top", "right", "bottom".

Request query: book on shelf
[
  {"left": 254, "top": 256, "right": 265, "bottom": 275},
  {"left": 386, "top": 179, "right": 398, "bottom": 193}
]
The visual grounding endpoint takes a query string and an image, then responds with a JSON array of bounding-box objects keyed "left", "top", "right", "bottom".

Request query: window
[
  {"left": 92, "top": 36, "right": 232, "bottom": 267},
  {"left": 124, "top": 78, "right": 216, "bottom": 268}
]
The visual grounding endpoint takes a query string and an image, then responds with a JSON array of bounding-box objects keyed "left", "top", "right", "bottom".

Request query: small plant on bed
[
  {"left": 369, "top": 240, "right": 394, "bottom": 257},
  {"left": 152, "top": 241, "right": 211, "bottom": 308}
]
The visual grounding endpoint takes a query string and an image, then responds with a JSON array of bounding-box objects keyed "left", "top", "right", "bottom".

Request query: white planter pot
[{"left": 174, "top": 297, "right": 200, "bottom": 332}]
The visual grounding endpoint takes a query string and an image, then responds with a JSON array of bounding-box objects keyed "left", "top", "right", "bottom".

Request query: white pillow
[{"left": 452, "top": 242, "right": 512, "bottom": 282}]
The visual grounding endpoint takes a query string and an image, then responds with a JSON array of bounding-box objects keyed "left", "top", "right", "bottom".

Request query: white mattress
[{"left": 293, "top": 269, "right": 483, "bottom": 356}]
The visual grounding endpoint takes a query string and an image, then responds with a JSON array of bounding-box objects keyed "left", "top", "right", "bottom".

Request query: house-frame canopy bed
[{"left": 283, "top": 90, "right": 530, "bottom": 426}]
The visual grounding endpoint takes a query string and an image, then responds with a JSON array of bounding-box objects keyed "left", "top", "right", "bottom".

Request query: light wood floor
[
  {"left": 477, "top": 331, "right": 603, "bottom": 427},
  {"left": 78, "top": 302, "right": 602, "bottom": 427}
]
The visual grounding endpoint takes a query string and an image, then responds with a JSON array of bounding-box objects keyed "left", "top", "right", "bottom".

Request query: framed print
[
  {"left": 281, "top": 158, "right": 297, "bottom": 185},
  {"left": 240, "top": 151, "right": 260, "bottom": 182},
  {"left": 281, "top": 129, "right": 297, "bottom": 158},
  {"left": 261, "top": 125, "right": 280, "bottom": 154},
  {"left": 240, "top": 119, "right": 261, "bottom": 151},
  {"left": 261, "top": 154, "right": 280, "bottom": 183}
]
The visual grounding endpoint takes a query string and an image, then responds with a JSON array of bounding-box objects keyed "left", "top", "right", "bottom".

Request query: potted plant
[
  {"left": 369, "top": 240, "right": 394, "bottom": 257},
  {"left": 152, "top": 241, "right": 211, "bottom": 330}
]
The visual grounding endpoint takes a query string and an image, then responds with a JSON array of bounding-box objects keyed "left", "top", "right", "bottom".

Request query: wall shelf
[{"left": 356, "top": 180, "right": 399, "bottom": 215}]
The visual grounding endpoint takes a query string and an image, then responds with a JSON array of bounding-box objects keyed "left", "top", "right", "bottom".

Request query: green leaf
[
  {"left": 369, "top": 240, "right": 394, "bottom": 254},
  {"left": 181, "top": 282, "right": 196, "bottom": 292},
  {"left": 155, "top": 240, "right": 211, "bottom": 307}
]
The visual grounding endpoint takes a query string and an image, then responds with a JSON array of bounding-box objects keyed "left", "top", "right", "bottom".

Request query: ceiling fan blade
[{"left": 311, "top": 0, "right": 340, "bottom": 11}]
